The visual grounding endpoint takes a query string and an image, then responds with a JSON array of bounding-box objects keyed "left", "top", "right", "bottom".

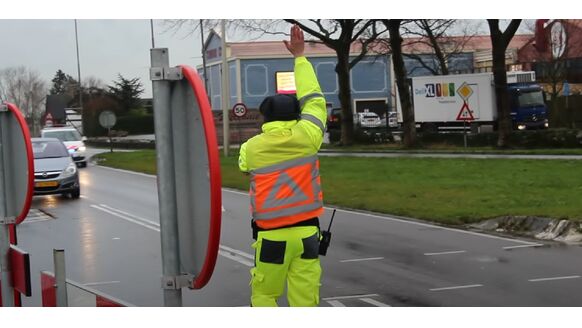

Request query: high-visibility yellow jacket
[
  {"left": 238, "top": 56, "right": 327, "bottom": 172},
  {"left": 239, "top": 56, "right": 327, "bottom": 229}
]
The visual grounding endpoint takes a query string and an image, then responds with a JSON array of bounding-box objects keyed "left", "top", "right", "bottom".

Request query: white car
[
  {"left": 356, "top": 112, "right": 382, "bottom": 128},
  {"left": 41, "top": 127, "right": 88, "bottom": 167}
]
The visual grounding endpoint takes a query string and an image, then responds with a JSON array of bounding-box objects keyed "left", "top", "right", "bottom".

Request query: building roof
[{"left": 227, "top": 34, "right": 534, "bottom": 59}]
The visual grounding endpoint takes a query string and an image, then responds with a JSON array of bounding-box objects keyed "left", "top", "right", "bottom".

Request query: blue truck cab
[{"left": 507, "top": 73, "right": 549, "bottom": 130}]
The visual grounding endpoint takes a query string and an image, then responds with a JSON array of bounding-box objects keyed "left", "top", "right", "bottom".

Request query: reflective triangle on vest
[{"left": 262, "top": 171, "right": 309, "bottom": 210}]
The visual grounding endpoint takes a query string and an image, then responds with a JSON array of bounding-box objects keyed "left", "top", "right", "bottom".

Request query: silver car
[{"left": 32, "top": 138, "right": 81, "bottom": 199}]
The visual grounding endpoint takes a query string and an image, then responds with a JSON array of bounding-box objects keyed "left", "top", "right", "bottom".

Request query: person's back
[{"left": 238, "top": 24, "right": 327, "bottom": 307}]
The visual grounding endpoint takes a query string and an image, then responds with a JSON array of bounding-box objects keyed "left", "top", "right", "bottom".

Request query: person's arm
[
  {"left": 284, "top": 24, "right": 327, "bottom": 148},
  {"left": 238, "top": 141, "right": 249, "bottom": 173}
]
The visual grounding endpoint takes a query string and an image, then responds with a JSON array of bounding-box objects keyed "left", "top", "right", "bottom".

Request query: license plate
[{"left": 35, "top": 181, "right": 59, "bottom": 188}]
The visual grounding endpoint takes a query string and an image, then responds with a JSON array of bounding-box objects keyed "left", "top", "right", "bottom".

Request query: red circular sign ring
[
  {"left": 5, "top": 103, "right": 34, "bottom": 226},
  {"left": 232, "top": 103, "right": 247, "bottom": 118}
]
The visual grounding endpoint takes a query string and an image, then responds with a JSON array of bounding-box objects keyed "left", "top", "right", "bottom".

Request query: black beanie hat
[{"left": 259, "top": 94, "right": 300, "bottom": 122}]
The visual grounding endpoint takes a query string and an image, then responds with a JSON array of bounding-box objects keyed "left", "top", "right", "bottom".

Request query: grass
[
  {"left": 95, "top": 150, "right": 582, "bottom": 225},
  {"left": 321, "top": 143, "right": 582, "bottom": 155}
]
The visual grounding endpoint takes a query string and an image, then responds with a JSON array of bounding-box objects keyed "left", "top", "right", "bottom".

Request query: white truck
[{"left": 396, "top": 71, "right": 549, "bottom": 132}]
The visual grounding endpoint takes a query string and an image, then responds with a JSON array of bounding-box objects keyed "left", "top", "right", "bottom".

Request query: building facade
[{"left": 198, "top": 30, "right": 533, "bottom": 121}]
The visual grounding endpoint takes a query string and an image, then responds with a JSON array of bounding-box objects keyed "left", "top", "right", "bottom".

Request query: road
[{"left": 16, "top": 160, "right": 582, "bottom": 307}]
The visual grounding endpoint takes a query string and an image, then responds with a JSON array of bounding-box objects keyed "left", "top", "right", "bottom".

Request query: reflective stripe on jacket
[{"left": 250, "top": 155, "right": 323, "bottom": 229}]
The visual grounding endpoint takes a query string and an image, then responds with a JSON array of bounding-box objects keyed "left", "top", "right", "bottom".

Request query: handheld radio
[{"left": 319, "top": 209, "right": 336, "bottom": 256}]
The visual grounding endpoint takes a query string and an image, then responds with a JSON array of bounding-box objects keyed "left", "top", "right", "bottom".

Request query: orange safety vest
[{"left": 250, "top": 155, "right": 323, "bottom": 229}]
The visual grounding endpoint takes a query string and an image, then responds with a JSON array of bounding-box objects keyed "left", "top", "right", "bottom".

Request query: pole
[
  {"left": 108, "top": 127, "right": 113, "bottom": 153},
  {"left": 150, "top": 48, "right": 182, "bottom": 307},
  {"left": 150, "top": 19, "right": 156, "bottom": 48},
  {"left": 74, "top": 20, "right": 83, "bottom": 132},
  {"left": 53, "top": 249, "right": 68, "bottom": 307},
  {"left": 200, "top": 20, "right": 209, "bottom": 96},
  {"left": 0, "top": 110, "right": 14, "bottom": 307},
  {"left": 463, "top": 120, "right": 468, "bottom": 148},
  {"left": 221, "top": 20, "right": 230, "bottom": 156}
]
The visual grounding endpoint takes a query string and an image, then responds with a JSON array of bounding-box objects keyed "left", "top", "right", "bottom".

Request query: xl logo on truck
[{"left": 424, "top": 83, "right": 456, "bottom": 98}]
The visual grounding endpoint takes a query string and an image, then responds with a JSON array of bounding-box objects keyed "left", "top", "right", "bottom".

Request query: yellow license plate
[{"left": 35, "top": 181, "right": 59, "bottom": 188}]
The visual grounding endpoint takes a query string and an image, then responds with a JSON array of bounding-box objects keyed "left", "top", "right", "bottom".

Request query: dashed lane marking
[
  {"left": 339, "top": 257, "right": 384, "bottom": 263},
  {"left": 429, "top": 284, "right": 483, "bottom": 292},
  {"left": 327, "top": 300, "right": 346, "bottom": 307},
  {"left": 359, "top": 298, "right": 391, "bottom": 307},
  {"left": 503, "top": 244, "right": 544, "bottom": 250},
  {"left": 424, "top": 250, "right": 467, "bottom": 256},
  {"left": 528, "top": 275, "right": 581, "bottom": 282}
]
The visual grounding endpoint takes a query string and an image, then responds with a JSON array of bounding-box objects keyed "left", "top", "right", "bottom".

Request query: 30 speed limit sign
[{"left": 232, "top": 103, "right": 247, "bottom": 118}]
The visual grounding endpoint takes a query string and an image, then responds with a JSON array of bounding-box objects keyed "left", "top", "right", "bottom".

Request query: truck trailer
[{"left": 396, "top": 71, "right": 549, "bottom": 132}]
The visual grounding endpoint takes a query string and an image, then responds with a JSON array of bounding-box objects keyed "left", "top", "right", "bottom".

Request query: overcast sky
[
  {"left": 0, "top": 19, "right": 537, "bottom": 100},
  {"left": 0, "top": 19, "right": 215, "bottom": 98}
]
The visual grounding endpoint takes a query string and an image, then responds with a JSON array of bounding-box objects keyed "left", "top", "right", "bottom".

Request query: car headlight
[
  {"left": 78, "top": 146, "right": 86, "bottom": 152},
  {"left": 62, "top": 163, "right": 77, "bottom": 178}
]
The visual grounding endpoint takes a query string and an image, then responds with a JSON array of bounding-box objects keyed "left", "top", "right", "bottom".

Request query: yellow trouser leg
[{"left": 250, "top": 226, "right": 321, "bottom": 307}]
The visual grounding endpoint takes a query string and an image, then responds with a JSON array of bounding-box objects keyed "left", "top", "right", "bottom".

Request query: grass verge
[{"left": 95, "top": 150, "right": 582, "bottom": 225}]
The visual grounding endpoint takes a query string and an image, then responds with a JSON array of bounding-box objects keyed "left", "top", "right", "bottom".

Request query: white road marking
[
  {"left": 503, "top": 244, "right": 544, "bottom": 250},
  {"left": 99, "top": 204, "right": 159, "bottom": 226},
  {"left": 359, "top": 298, "right": 391, "bottom": 307},
  {"left": 322, "top": 294, "right": 379, "bottom": 301},
  {"left": 83, "top": 281, "right": 121, "bottom": 286},
  {"left": 424, "top": 250, "right": 467, "bottom": 256},
  {"left": 96, "top": 165, "right": 543, "bottom": 247},
  {"left": 112, "top": 237, "right": 121, "bottom": 240},
  {"left": 220, "top": 245, "right": 254, "bottom": 260},
  {"left": 91, "top": 204, "right": 254, "bottom": 267},
  {"left": 327, "top": 300, "right": 346, "bottom": 307},
  {"left": 429, "top": 284, "right": 483, "bottom": 291},
  {"left": 339, "top": 257, "right": 384, "bottom": 263},
  {"left": 528, "top": 275, "right": 581, "bottom": 282},
  {"left": 90, "top": 205, "right": 159, "bottom": 231},
  {"left": 96, "top": 165, "right": 157, "bottom": 179}
]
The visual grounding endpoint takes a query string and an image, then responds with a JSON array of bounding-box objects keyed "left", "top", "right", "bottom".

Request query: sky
[
  {"left": 0, "top": 0, "right": 570, "bottom": 100},
  {"left": 0, "top": 19, "right": 209, "bottom": 98}
]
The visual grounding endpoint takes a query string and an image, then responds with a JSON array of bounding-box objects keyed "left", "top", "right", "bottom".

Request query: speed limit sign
[{"left": 232, "top": 103, "right": 247, "bottom": 118}]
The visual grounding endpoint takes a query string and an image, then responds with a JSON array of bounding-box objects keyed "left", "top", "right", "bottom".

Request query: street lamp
[{"left": 74, "top": 20, "right": 83, "bottom": 121}]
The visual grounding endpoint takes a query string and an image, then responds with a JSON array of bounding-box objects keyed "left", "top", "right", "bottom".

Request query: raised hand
[{"left": 283, "top": 24, "right": 305, "bottom": 58}]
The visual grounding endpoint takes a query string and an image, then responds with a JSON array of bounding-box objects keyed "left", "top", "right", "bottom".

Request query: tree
[
  {"left": 284, "top": 20, "right": 387, "bottom": 145},
  {"left": 107, "top": 74, "right": 145, "bottom": 114},
  {"left": 401, "top": 20, "right": 479, "bottom": 76},
  {"left": 0, "top": 66, "right": 48, "bottom": 136},
  {"left": 487, "top": 19, "right": 522, "bottom": 148},
  {"left": 50, "top": 69, "right": 77, "bottom": 95},
  {"left": 383, "top": 20, "right": 417, "bottom": 148}
]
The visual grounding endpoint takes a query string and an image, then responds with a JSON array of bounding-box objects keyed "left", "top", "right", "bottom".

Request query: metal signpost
[
  {"left": 150, "top": 48, "right": 222, "bottom": 307},
  {"left": 456, "top": 102, "right": 475, "bottom": 148},
  {"left": 0, "top": 102, "right": 34, "bottom": 307},
  {"left": 99, "top": 110, "right": 117, "bottom": 153},
  {"left": 233, "top": 103, "right": 247, "bottom": 143}
]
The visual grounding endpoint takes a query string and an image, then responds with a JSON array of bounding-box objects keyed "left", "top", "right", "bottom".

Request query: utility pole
[
  {"left": 200, "top": 20, "right": 209, "bottom": 96},
  {"left": 74, "top": 19, "right": 83, "bottom": 134},
  {"left": 150, "top": 19, "right": 156, "bottom": 48},
  {"left": 220, "top": 20, "right": 230, "bottom": 156}
]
